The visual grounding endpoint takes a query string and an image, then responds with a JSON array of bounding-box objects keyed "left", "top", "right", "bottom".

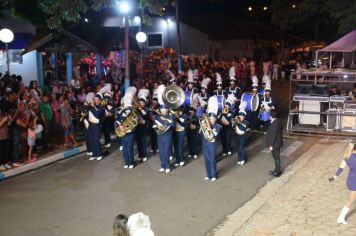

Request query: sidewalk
[{"left": 211, "top": 139, "right": 356, "bottom": 236}]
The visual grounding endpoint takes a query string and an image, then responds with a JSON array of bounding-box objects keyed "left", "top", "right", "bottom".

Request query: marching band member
[
  {"left": 246, "top": 76, "right": 260, "bottom": 130},
  {"left": 193, "top": 68, "right": 201, "bottom": 93},
  {"left": 136, "top": 89, "right": 150, "bottom": 162},
  {"left": 153, "top": 85, "right": 176, "bottom": 173},
  {"left": 234, "top": 102, "right": 249, "bottom": 165},
  {"left": 88, "top": 92, "right": 105, "bottom": 161},
  {"left": 103, "top": 89, "right": 114, "bottom": 148},
  {"left": 173, "top": 107, "right": 189, "bottom": 167},
  {"left": 186, "top": 69, "right": 199, "bottom": 94},
  {"left": 199, "top": 77, "right": 211, "bottom": 103},
  {"left": 200, "top": 96, "right": 222, "bottom": 182},
  {"left": 225, "top": 66, "right": 241, "bottom": 101},
  {"left": 187, "top": 106, "right": 200, "bottom": 159},
  {"left": 166, "top": 70, "right": 177, "bottom": 85},
  {"left": 213, "top": 73, "right": 225, "bottom": 97},
  {"left": 82, "top": 92, "right": 94, "bottom": 157},
  {"left": 260, "top": 83, "right": 275, "bottom": 130},
  {"left": 220, "top": 96, "right": 235, "bottom": 157},
  {"left": 116, "top": 87, "right": 137, "bottom": 169}
]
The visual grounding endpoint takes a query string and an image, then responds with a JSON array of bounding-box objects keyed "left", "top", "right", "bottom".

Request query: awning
[{"left": 317, "top": 29, "right": 356, "bottom": 52}]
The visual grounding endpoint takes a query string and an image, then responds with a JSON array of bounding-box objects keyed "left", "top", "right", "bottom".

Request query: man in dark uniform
[
  {"left": 136, "top": 92, "right": 150, "bottom": 162},
  {"left": 233, "top": 110, "right": 249, "bottom": 165},
  {"left": 266, "top": 110, "right": 283, "bottom": 177},
  {"left": 219, "top": 100, "right": 234, "bottom": 157},
  {"left": 149, "top": 97, "right": 159, "bottom": 153},
  {"left": 88, "top": 93, "right": 105, "bottom": 161},
  {"left": 187, "top": 107, "right": 200, "bottom": 159},
  {"left": 173, "top": 107, "right": 189, "bottom": 167},
  {"left": 103, "top": 92, "right": 114, "bottom": 148}
]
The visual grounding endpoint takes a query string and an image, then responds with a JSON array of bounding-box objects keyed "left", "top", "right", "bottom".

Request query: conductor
[{"left": 266, "top": 110, "right": 283, "bottom": 177}]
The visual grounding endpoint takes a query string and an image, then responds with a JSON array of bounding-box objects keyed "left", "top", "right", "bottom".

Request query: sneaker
[
  {"left": 96, "top": 156, "right": 102, "bottom": 161},
  {"left": 105, "top": 143, "right": 111, "bottom": 148},
  {"left": 86, "top": 152, "right": 91, "bottom": 156},
  {"left": 193, "top": 155, "right": 198, "bottom": 159},
  {"left": 128, "top": 165, "right": 134, "bottom": 169},
  {"left": 188, "top": 154, "right": 192, "bottom": 158},
  {"left": 89, "top": 157, "right": 96, "bottom": 161},
  {"left": 174, "top": 163, "right": 179, "bottom": 167},
  {"left": 150, "top": 149, "right": 154, "bottom": 153},
  {"left": 204, "top": 177, "right": 210, "bottom": 180},
  {"left": 4, "top": 163, "right": 12, "bottom": 169},
  {"left": 211, "top": 177, "right": 217, "bottom": 182},
  {"left": 119, "top": 146, "right": 123, "bottom": 151},
  {"left": 240, "top": 160, "right": 245, "bottom": 165},
  {"left": 222, "top": 153, "right": 227, "bottom": 157},
  {"left": 228, "top": 151, "right": 232, "bottom": 156},
  {"left": 88, "top": 152, "right": 93, "bottom": 156},
  {"left": 237, "top": 161, "right": 241, "bottom": 165},
  {"left": 169, "top": 156, "right": 173, "bottom": 161},
  {"left": 158, "top": 168, "right": 165, "bottom": 172},
  {"left": 0, "top": 165, "right": 6, "bottom": 171},
  {"left": 142, "top": 157, "right": 148, "bottom": 162},
  {"left": 13, "top": 162, "right": 24, "bottom": 167},
  {"left": 165, "top": 169, "right": 171, "bottom": 173},
  {"left": 179, "top": 161, "right": 185, "bottom": 166},
  {"left": 124, "top": 165, "right": 129, "bottom": 169}
]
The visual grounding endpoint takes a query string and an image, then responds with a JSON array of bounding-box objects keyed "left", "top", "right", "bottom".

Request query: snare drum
[{"left": 241, "top": 93, "right": 259, "bottom": 111}]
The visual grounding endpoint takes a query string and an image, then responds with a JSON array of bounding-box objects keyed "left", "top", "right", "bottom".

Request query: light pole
[
  {"left": 136, "top": 31, "right": 147, "bottom": 79},
  {"left": 0, "top": 28, "right": 14, "bottom": 74},
  {"left": 118, "top": 1, "right": 131, "bottom": 90}
]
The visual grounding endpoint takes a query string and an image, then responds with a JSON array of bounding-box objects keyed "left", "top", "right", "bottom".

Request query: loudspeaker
[{"left": 327, "top": 109, "right": 341, "bottom": 131}]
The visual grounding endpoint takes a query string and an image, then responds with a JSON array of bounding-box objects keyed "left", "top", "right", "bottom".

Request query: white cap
[
  {"left": 187, "top": 69, "right": 194, "bottom": 83},
  {"left": 193, "top": 69, "right": 199, "bottom": 79},
  {"left": 216, "top": 73, "right": 222, "bottom": 85},
  {"left": 207, "top": 96, "right": 219, "bottom": 115},
  {"left": 138, "top": 89, "right": 150, "bottom": 102},
  {"left": 229, "top": 66, "right": 236, "bottom": 81},
  {"left": 201, "top": 77, "right": 211, "bottom": 89},
  {"left": 252, "top": 75, "right": 258, "bottom": 85},
  {"left": 166, "top": 70, "right": 176, "bottom": 83}
]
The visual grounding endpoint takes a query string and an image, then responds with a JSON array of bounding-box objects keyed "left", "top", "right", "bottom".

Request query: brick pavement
[{"left": 211, "top": 140, "right": 356, "bottom": 236}]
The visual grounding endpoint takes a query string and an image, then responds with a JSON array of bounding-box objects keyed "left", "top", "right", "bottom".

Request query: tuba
[
  {"left": 162, "top": 85, "right": 185, "bottom": 109},
  {"left": 199, "top": 114, "right": 215, "bottom": 142},
  {"left": 115, "top": 111, "right": 138, "bottom": 137}
]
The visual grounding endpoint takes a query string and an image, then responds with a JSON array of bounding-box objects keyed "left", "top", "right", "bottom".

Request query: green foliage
[{"left": 326, "top": 0, "right": 356, "bottom": 34}]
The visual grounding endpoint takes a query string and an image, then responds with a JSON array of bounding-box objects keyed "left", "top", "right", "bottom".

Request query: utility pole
[
  {"left": 124, "top": 15, "right": 130, "bottom": 90},
  {"left": 175, "top": 0, "right": 182, "bottom": 73}
]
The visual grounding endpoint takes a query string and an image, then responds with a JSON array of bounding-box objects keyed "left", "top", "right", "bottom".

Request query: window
[{"left": 147, "top": 33, "right": 164, "bottom": 48}]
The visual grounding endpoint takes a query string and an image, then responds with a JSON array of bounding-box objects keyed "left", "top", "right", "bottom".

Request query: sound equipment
[
  {"left": 298, "top": 100, "right": 321, "bottom": 125},
  {"left": 326, "top": 109, "right": 341, "bottom": 131},
  {"left": 241, "top": 93, "right": 259, "bottom": 111},
  {"left": 344, "top": 101, "right": 356, "bottom": 110},
  {"left": 293, "top": 95, "right": 329, "bottom": 102}
]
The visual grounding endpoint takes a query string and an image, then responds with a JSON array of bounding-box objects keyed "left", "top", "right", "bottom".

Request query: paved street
[
  {"left": 0, "top": 133, "right": 307, "bottom": 236},
  {"left": 212, "top": 139, "right": 356, "bottom": 236}
]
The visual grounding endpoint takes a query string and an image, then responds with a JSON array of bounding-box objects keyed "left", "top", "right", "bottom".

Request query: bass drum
[
  {"left": 259, "top": 111, "right": 270, "bottom": 121},
  {"left": 241, "top": 93, "right": 259, "bottom": 111}
]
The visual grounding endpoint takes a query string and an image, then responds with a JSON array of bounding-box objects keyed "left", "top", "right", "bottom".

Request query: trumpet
[
  {"left": 233, "top": 116, "right": 245, "bottom": 135},
  {"left": 222, "top": 106, "right": 229, "bottom": 115}
]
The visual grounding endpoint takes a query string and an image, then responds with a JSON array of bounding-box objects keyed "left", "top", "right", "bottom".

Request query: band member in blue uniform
[
  {"left": 259, "top": 84, "right": 275, "bottom": 130},
  {"left": 200, "top": 112, "right": 221, "bottom": 182},
  {"left": 173, "top": 107, "right": 189, "bottom": 167},
  {"left": 88, "top": 93, "right": 105, "bottom": 161},
  {"left": 153, "top": 103, "right": 176, "bottom": 173},
  {"left": 136, "top": 89, "right": 150, "bottom": 162},
  {"left": 103, "top": 92, "right": 114, "bottom": 148},
  {"left": 249, "top": 83, "right": 260, "bottom": 130},
  {"left": 199, "top": 78, "right": 211, "bottom": 103},
  {"left": 220, "top": 100, "right": 234, "bottom": 157},
  {"left": 187, "top": 107, "right": 200, "bottom": 159},
  {"left": 213, "top": 73, "right": 225, "bottom": 97},
  {"left": 233, "top": 110, "right": 249, "bottom": 165},
  {"left": 225, "top": 66, "right": 241, "bottom": 101}
]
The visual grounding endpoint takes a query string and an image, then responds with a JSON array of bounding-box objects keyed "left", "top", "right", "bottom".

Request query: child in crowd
[
  {"left": 61, "top": 97, "right": 78, "bottom": 148},
  {"left": 27, "top": 116, "right": 38, "bottom": 163}
]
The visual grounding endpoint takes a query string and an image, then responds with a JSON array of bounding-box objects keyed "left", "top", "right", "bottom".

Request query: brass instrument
[
  {"left": 162, "top": 85, "right": 185, "bottom": 109},
  {"left": 222, "top": 106, "right": 229, "bottom": 115},
  {"left": 233, "top": 116, "right": 245, "bottom": 135},
  {"left": 155, "top": 122, "right": 170, "bottom": 135},
  {"left": 199, "top": 114, "right": 215, "bottom": 142},
  {"left": 80, "top": 110, "right": 88, "bottom": 122},
  {"left": 115, "top": 110, "right": 138, "bottom": 137}
]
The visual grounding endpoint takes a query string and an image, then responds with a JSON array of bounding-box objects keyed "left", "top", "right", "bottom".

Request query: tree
[
  {"left": 0, "top": 0, "right": 172, "bottom": 29},
  {"left": 326, "top": 0, "right": 356, "bottom": 34}
]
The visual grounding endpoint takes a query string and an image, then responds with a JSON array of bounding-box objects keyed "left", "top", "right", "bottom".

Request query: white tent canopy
[{"left": 317, "top": 29, "right": 356, "bottom": 52}]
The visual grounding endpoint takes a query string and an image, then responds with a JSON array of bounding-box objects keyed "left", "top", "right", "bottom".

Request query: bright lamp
[
  {"left": 0, "top": 28, "right": 14, "bottom": 43},
  {"left": 136, "top": 32, "right": 147, "bottom": 43}
]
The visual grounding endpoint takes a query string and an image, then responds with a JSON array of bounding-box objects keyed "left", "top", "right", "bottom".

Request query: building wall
[
  {"left": 0, "top": 51, "right": 38, "bottom": 86},
  {"left": 209, "top": 39, "right": 254, "bottom": 60}
]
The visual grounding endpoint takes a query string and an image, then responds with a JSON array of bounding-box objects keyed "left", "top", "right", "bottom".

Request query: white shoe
[
  {"left": 240, "top": 160, "right": 245, "bottom": 165},
  {"left": 142, "top": 157, "right": 148, "bottom": 162},
  {"left": 0, "top": 165, "right": 6, "bottom": 171},
  {"left": 204, "top": 177, "right": 210, "bottom": 180},
  {"left": 337, "top": 219, "right": 347, "bottom": 224},
  {"left": 4, "top": 163, "right": 12, "bottom": 169},
  {"left": 89, "top": 157, "right": 96, "bottom": 160},
  {"left": 211, "top": 177, "right": 216, "bottom": 181},
  {"left": 150, "top": 149, "right": 154, "bottom": 153},
  {"left": 193, "top": 155, "right": 197, "bottom": 159},
  {"left": 222, "top": 153, "right": 227, "bottom": 157},
  {"left": 179, "top": 162, "right": 185, "bottom": 166},
  {"left": 129, "top": 165, "right": 134, "bottom": 169},
  {"left": 124, "top": 165, "right": 128, "bottom": 169},
  {"left": 165, "top": 169, "right": 171, "bottom": 173},
  {"left": 88, "top": 152, "right": 93, "bottom": 156},
  {"left": 228, "top": 151, "right": 232, "bottom": 156},
  {"left": 96, "top": 156, "right": 102, "bottom": 161},
  {"left": 169, "top": 156, "right": 173, "bottom": 161},
  {"left": 237, "top": 161, "right": 241, "bottom": 165},
  {"left": 174, "top": 163, "right": 179, "bottom": 167},
  {"left": 188, "top": 154, "right": 192, "bottom": 158},
  {"left": 105, "top": 143, "right": 111, "bottom": 148},
  {"left": 86, "top": 152, "right": 91, "bottom": 156},
  {"left": 158, "top": 168, "right": 165, "bottom": 172},
  {"left": 119, "top": 146, "right": 123, "bottom": 151}
]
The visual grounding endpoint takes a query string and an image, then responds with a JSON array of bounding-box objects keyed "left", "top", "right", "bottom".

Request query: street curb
[
  {"left": 0, "top": 137, "right": 114, "bottom": 181},
  {"left": 209, "top": 139, "right": 327, "bottom": 236}
]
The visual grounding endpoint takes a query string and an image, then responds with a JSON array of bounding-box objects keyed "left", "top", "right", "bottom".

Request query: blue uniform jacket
[
  {"left": 88, "top": 105, "right": 104, "bottom": 124},
  {"left": 153, "top": 114, "right": 176, "bottom": 135}
]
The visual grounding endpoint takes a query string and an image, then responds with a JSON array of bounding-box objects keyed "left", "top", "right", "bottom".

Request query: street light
[
  {"left": 118, "top": 1, "right": 131, "bottom": 90},
  {"left": 263, "top": 6, "right": 268, "bottom": 11},
  {"left": 136, "top": 31, "right": 147, "bottom": 79},
  {"left": 248, "top": 6, "right": 253, "bottom": 11},
  {"left": 119, "top": 1, "right": 130, "bottom": 13},
  {"left": 0, "top": 28, "right": 14, "bottom": 74}
]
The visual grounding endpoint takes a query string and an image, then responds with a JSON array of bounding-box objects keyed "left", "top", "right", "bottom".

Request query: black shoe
[
  {"left": 271, "top": 172, "right": 281, "bottom": 177},
  {"left": 269, "top": 170, "right": 275, "bottom": 174}
]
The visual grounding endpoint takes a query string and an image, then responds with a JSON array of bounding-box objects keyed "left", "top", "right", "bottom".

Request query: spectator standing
[
  {"left": 50, "top": 93, "right": 64, "bottom": 148},
  {"left": 61, "top": 97, "right": 78, "bottom": 148},
  {"left": 26, "top": 116, "right": 37, "bottom": 163},
  {"left": 39, "top": 94, "right": 53, "bottom": 151},
  {"left": 272, "top": 62, "right": 279, "bottom": 80},
  {"left": 0, "top": 110, "right": 11, "bottom": 170},
  {"left": 266, "top": 110, "right": 283, "bottom": 177}
]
